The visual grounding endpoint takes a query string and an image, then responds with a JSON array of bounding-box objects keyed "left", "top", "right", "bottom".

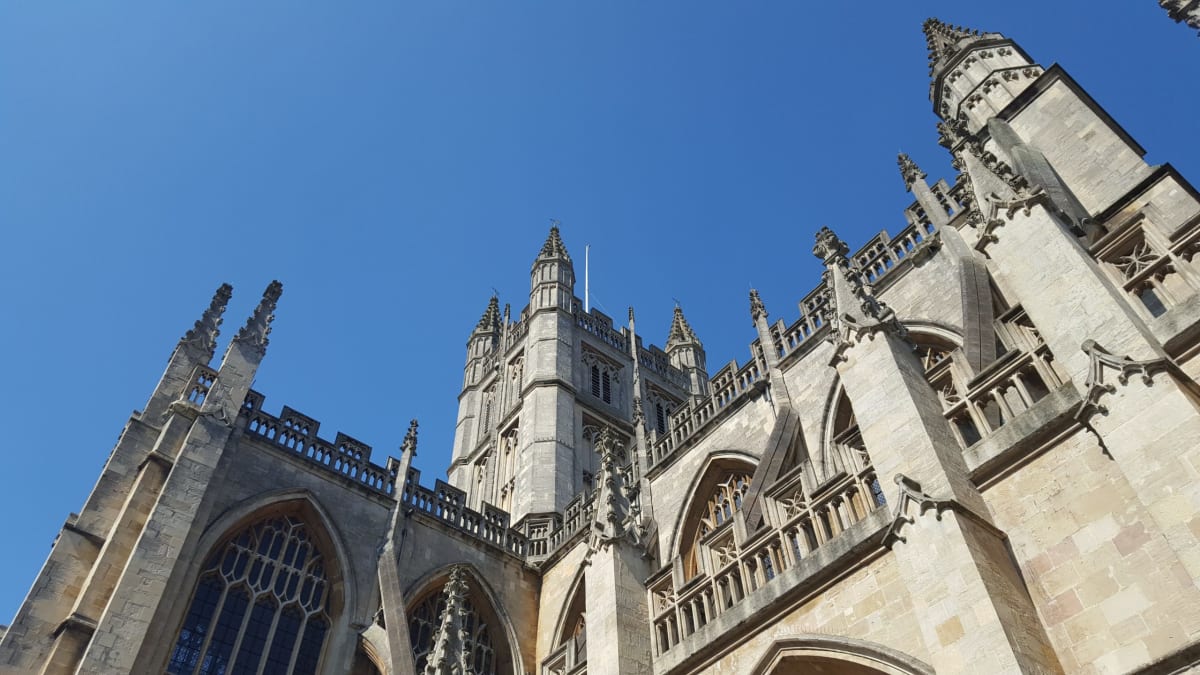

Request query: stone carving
[
  {"left": 537, "top": 223, "right": 572, "bottom": 263},
  {"left": 422, "top": 566, "right": 472, "bottom": 675},
  {"left": 1160, "top": 0, "right": 1200, "bottom": 35},
  {"left": 666, "top": 305, "right": 702, "bottom": 350},
  {"left": 587, "top": 426, "right": 645, "bottom": 552},
  {"left": 474, "top": 295, "right": 501, "bottom": 334},
  {"left": 180, "top": 283, "right": 232, "bottom": 360},
  {"left": 402, "top": 419, "right": 420, "bottom": 456},
  {"left": 232, "top": 280, "right": 283, "bottom": 357},
  {"left": 897, "top": 152, "right": 926, "bottom": 190},
  {"left": 812, "top": 227, "right": 905, "bottom": 361},
  {"left": 923, "top": 18, "right": 983, "bottom": 76},
  {"left": 749, "top": 289, "right": 768, "bottom": 322},
  {"left": 1076, "top": 340, "right": 1173, "bottom": 419},
  {"left": 882, "top": 474, "right": 952, "bottom": 549}
]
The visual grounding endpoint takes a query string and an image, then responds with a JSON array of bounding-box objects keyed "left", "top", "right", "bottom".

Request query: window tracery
[{"left": 167, "top": 515, "right": 331, "bottom": 675}]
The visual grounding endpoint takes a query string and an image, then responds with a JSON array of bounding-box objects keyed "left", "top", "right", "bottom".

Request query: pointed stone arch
[
  {"left": 748, "top": 635, "right": 934, "bottom": 675},
  {"left": 403, "top": 563, "right": 523, "bottom": 675},
  {"left": 666, "top": 451, "right": 758, "bottom": 580},
  {"left": 543, "top": 567, "right": 588, "bottom": 672},
  {"left": 155, "top": 489, "right": 357, "bottom": 675}
]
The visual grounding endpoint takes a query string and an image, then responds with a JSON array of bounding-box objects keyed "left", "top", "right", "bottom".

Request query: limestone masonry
[{"left": 4, "top": 15, "right": 1200, "bottom": 675}]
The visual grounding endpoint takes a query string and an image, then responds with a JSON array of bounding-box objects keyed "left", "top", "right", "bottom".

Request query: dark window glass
[
  {"left": 231, "top": 597, "right": 276, "bottom": 675},
  {"left": 264, "top": 606, "right": 303, "bottom": 673},
  {"left": 167, "top": 576, "right": 223, "bottom": 674},
  {"left": 198, "top": 586, "right": 249, "bottom": 675},
  {"left": 293, "top": 617, "right": 328, "bottom": 675},
  {"left": 591, "top": 366, "right": 601, "bottom": 397}
]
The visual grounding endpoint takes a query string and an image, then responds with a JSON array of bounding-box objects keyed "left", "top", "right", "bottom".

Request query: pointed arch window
[
  {"left": 167, "top": 515, "right": 331, "bottom": 675},
  {"left": 680, "top": 467, "right": 753, "bottom": 579}
]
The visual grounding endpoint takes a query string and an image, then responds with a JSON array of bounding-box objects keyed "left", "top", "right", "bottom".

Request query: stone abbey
[{"left": 4, "top": 15, "right": 1200, "bottom": 675}]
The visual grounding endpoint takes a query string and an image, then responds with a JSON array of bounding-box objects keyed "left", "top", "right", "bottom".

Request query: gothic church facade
[{"left": 4, "top": 17, "right": 1200, "bottom": 675}]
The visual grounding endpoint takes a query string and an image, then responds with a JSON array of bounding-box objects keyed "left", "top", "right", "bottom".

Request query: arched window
[
  {"left": 167, "top": 515, "right": 332, "bottom": 675},
  {"left": 678, "top": 464, "right": 754, "bottom": 580}
]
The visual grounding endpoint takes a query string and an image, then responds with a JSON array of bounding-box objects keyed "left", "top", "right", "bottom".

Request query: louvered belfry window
[{"left": 167, "top": 515, "right": 331, "bottom": 675}]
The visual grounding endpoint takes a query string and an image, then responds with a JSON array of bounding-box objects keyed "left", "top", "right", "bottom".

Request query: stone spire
[
  {"left": 814, "top": 227, "right": 904, "bottom": 360},
  {"left": 897, "top": 153, "right": 927, "bottom": 191},
  {"left": 473, "top": 295, "right": 501, "bottom": 335},
  {"left": 232, "top": 280, "right": 283, "bottom": 356},
  {"left": 422, "top": 566, "right": 472, "bottom": 675},
  {"left": 923, "top": 18, "right": 984, "bottom": 76},
  {"left": 665, "top": 305, "right": 701, "bottom": 351},
  {"left": 180, "top": 283, "right": 232, "bottom": 360},
  {"left": 535, "top": 223, "right": 572, "bottom": 264}
]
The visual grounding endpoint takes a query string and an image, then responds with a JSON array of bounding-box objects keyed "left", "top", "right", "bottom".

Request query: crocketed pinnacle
[
  {"left": 232, "top": 280, "right": 283, "bottom": 356},
  {"left": 897, "top": 152, "right": 927, "bottom": 191},
  {"left": 666, "top": 305, "right": 702, "bottom": 351},
  {"left": 536, "top": 224, "right": 572, "bottom": 264},
  {"left": 182, "top": 283, "right": 233, "bottom": 359},
  {"left": 401, "top": 419, "right": 419, "bottom": 456},
  {"left": 749, "top": 289, "right": 767, "bottom": 322},
  {"left": 422, "top": 566, "right": 470, "bottom": 675},
  {"left": 923, "top": 18, "right": 984, "bottom": 76},
  {"left": 474, "top": 295, "right": 501, "bottom": 334}
]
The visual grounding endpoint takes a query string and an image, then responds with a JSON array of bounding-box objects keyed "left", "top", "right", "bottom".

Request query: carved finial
[
  {"left": 937, "top": 117, "right": 970, "bottom": 151},
  {"left": 1160, "top": 0, "right": 1200, "bottom": 35},
  {"left": 897, "top": 153, "right": 927, "bottom": 191},
  {"left": 401, "top": 419, "right": 419, "bottom": 456},
  {"left": 232, "top": 281, "right": 282, "bottom": 356},
  {"left": 474, "top": 295, "right": 501, "bottom": 334},
  {"left": 923, "top": 18, "right": 985, "bottom": 76},
  {"left": 812, "top": 226, "right": 850, "bottom": 264},
  {"left": 749, "top": 290, "right": 767, "bottom": 322},
  {"left": 666, "top": 305, "right": 701, "bottom": 351},
  {"left": 813, "top": 228, "right": 904, "bottom": 357},
  {"left": 182, "top": 283, "right": 233, "bottom": 359},
  {"left": 422, "top": 566, "right": 471, "bottom": 675},
  {"left": 536, "top": 222, "right": 572, "bottom": 264}
]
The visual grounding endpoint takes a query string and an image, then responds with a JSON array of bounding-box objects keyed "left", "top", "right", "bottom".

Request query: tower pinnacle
[
  {"left": 473, "top": 295, "right": 501, "bottom": 335},
  {"left": 897, "top": 153, "right": 927, "bottom": 191},
  {"left": 180, "top": 283, "right": 233, "bottom": 361},
  {"left": 922, "top": 18, "right": 984, "bottom": 76},
  {"left": 231, "top": 281, "right": 282, "bottom": 357},
  {"left": 666, "top": 306, "right": 702, "bottom": 351},
  {"left": 535, "top": 224, "right": 572, "bottom": 265}
]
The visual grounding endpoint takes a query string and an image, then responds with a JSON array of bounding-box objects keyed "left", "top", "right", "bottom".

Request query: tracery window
[
  {"left": 167, "top": 515, "right": 331, "bottom": 675},
  {"left": 409, "top": 586, "right": 496, "bottom": 674},
  {"left": 682, "top": 469, "right": 753, "bottom": 579}
]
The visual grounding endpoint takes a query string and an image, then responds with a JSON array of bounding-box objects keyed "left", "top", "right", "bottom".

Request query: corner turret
[
  {"left": 924, "top": 18, "right": 1042, "bottom": 135},
  {"left": 530, "top": 224, "right": 576, "bottom": 313},
  {"left": 665, "top": 306, "right": 708, "bottom": 397}
]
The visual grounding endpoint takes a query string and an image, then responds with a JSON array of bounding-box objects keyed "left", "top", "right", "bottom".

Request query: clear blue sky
[{"left": 1, "top": 2, "right": 1196, "bottom": 622}]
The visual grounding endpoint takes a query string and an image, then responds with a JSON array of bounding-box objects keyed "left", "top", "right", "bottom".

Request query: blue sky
[{"left": 1, "top": 2, "right": 1196, "bottom": 622}]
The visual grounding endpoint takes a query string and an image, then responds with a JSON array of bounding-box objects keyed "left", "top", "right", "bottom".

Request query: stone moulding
[{"left": 1075, "top": 339, "right": 1175, "bottom": 419}]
